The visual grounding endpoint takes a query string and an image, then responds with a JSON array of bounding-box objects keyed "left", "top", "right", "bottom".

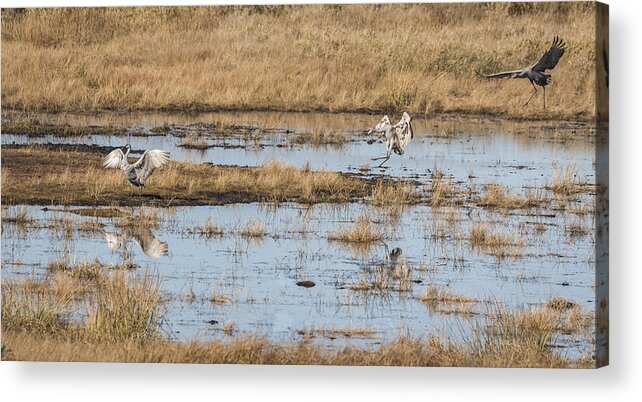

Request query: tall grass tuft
[
  {"left": 2, "top": 261, "right": 163, "bottom": 342},
  {"left": 1, "top": 279, "right": 72, "bottom": 335},
  {"left": 328, "top": 214, "right": 383, "bottom": 243},
  {"left": 84, "top": 271, "right": 162, "bottom": 341}
]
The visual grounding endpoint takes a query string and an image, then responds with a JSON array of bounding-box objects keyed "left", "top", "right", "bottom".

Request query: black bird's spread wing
[
  {"left": 478, "top": 69, "right": 524, "bottom": 79},
  {"left": 532, "top": 36, "right": 566, "bottom": 72}
]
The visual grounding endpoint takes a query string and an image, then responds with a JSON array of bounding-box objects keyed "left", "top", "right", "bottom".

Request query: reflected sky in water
[{"left": 2, "top": 111, "right": 596, "bottom": 358}]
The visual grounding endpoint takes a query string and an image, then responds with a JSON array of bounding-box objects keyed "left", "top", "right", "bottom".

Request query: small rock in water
[
  {"left": 296, "top": 280, "right": 316, "bottom": 288},
  {"left": 207, "top": 320, "right": 219, "bottom": 325}
]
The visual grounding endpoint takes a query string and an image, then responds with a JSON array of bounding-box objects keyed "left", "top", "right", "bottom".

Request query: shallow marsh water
[
  {"left": 2, "top": 111, "right": 595, "bottom": 188},
  {"left": 1, "top": 111, "right": 596, "bottom": 358}
]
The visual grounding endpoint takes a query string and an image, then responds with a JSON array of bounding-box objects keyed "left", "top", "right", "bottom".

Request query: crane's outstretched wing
[
  {"left": 532, "top": 36, "right": 566, "bottom": 72},
  {"left": 368, "top": 115, "right": 392, "bottom": 134},
  {"left": 377, "top": 115, "right": 391, "bottom": 127},
  {"left": 395, "top": 112, "right": 413, "bottom": 149},
  {"left": 103, "top": 148, "right": 126, "bottom": 169},
  {"left": 129, "top": 228, "right": 168, "bottom": 257},
  {"left": 477, "top": 69, "right": 524, "bottom": 79},
  {"left": 132, "top": 150, "right": 170, "bottom": 181}
]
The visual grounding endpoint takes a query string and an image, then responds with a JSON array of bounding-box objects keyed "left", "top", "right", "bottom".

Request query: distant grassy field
[{"left": 1, "top": 3, "right": 597, "bottom": 119}]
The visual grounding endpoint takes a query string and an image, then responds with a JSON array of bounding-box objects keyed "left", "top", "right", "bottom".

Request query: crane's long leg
[
  {"left": 377, "top": 156, "right": 390, "bottom": 167},
  {"left": 377, "top": 145, "right": 393, "bottom": 167},
  {"left": 523, "top": 81, "right": 538, "bottom": 107},
  {"left": 373, "top": 142, "right": 392, "bottom": 162},
  {"left": 543, "top": 86, "right": 546, "bottom": 109}
]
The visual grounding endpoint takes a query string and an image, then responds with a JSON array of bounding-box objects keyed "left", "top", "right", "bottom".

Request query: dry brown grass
[
  {"left": 289, "top": 130, "right": 346, "bottom": 148},
  {"left": 2, "top": 4, "right": 596, "bottom": 119},
  {"left": 178, "top": 132, "right": 210, "bottom": 149},
  {"left": 298, "top": 325, "right": 377, "bottom": 339},
  {"left": 84, "top": 271, "right": 161, "bottom": 342},
  {"left": 1, "top": 312, "right": 592, "bottom": 367},
  {"left": 1, "top": 146, "right": 372, "bottom": 206},
  {"left": 543, "top": 297, "right": 593, "bottom": 334},
  {"left": 565, "top": 218, "right": 591, "bottom": 238},
  {"left": 194, "top": 218, "right": 224, "bottom": 238},
  {"left": 2, "top": 260, "right": 161, "bottom": 341},
  {"left": 328, "top": 215, "right": 383, "bottom": 243},
  {"left": 429, "top": 171, "right": 459, "bottom": 207},
  {"left": 477, "top": 182, "right": 546, "bottom": 209},
  {"left": 418, "top": 285, "right": 477, "bottom": 316},
  {"left": 548, "top": 163, "right": 594, "bottom": 196},
  {"left": 476, "top": 301, "right": 595, "bottom": 364},
  {"left": 209, "top": 290, "right": 229, "bottom": 305},
  {"left": 545, "top": 296, "right": 579, "bottom": 311},
  {"left": 1, "top": 205, "right": 33, "bottom": 225},
  {"left": 419, "top": 285, "right": 477, "bottom": 304},
  {"left": 479, "top": 306, "right": 559, "bottom": 357},
  {"left": 78, "top": 219, "right": 105, "bottom": 233},
  {"left": 370, "top": 179, "right": 419, "bottom": 207},
  {"left": 239, "top": 219, "right": 266, "bottom": 238},
  {"left": 469, "top": 222, "right": 524, "bottom": 258},
  {"left": 1, "top": 259, "right": 593, "bottom": 367}
]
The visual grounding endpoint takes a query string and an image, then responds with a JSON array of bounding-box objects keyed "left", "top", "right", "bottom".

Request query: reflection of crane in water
[
  {"left": 478, "top": 36, "right": 566, "bottom": 109},
  {"left": 367, "top": 112, "right": 414, "bottom": 167},
  {"left": 103, "top": 227, "right": 169, "bottom": 259},
  {"left": 103, "top": 144, "right": 170, "bottom": 187},
  {"left": 380, "top": 242, "right": 411, "bottom": 281}
]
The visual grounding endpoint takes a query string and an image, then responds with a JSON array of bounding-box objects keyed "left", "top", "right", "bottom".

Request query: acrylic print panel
[{"left": 0, "top": 2, "right": 608, "bottom": 368}]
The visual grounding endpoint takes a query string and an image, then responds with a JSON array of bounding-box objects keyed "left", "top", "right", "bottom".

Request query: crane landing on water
[
  {"left": 367, "top": 112, "right": 414, "bottom": 167},
  {"left": 478, "top": 36, "right": 566, "bottom": 109}
]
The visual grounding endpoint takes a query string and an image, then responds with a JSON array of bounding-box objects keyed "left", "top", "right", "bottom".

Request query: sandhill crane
[
  {"left": 103, "top": 144, "right": 170, "bottom": 187},
  {"left": 103, "top": 227, "right": 169, "bottom": 258},
  {"left": 478, "top": 36, "right": 566, "bottom": 108},
  {"left": 368, "top": 112, "right": 414, "bottom": 167}
]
